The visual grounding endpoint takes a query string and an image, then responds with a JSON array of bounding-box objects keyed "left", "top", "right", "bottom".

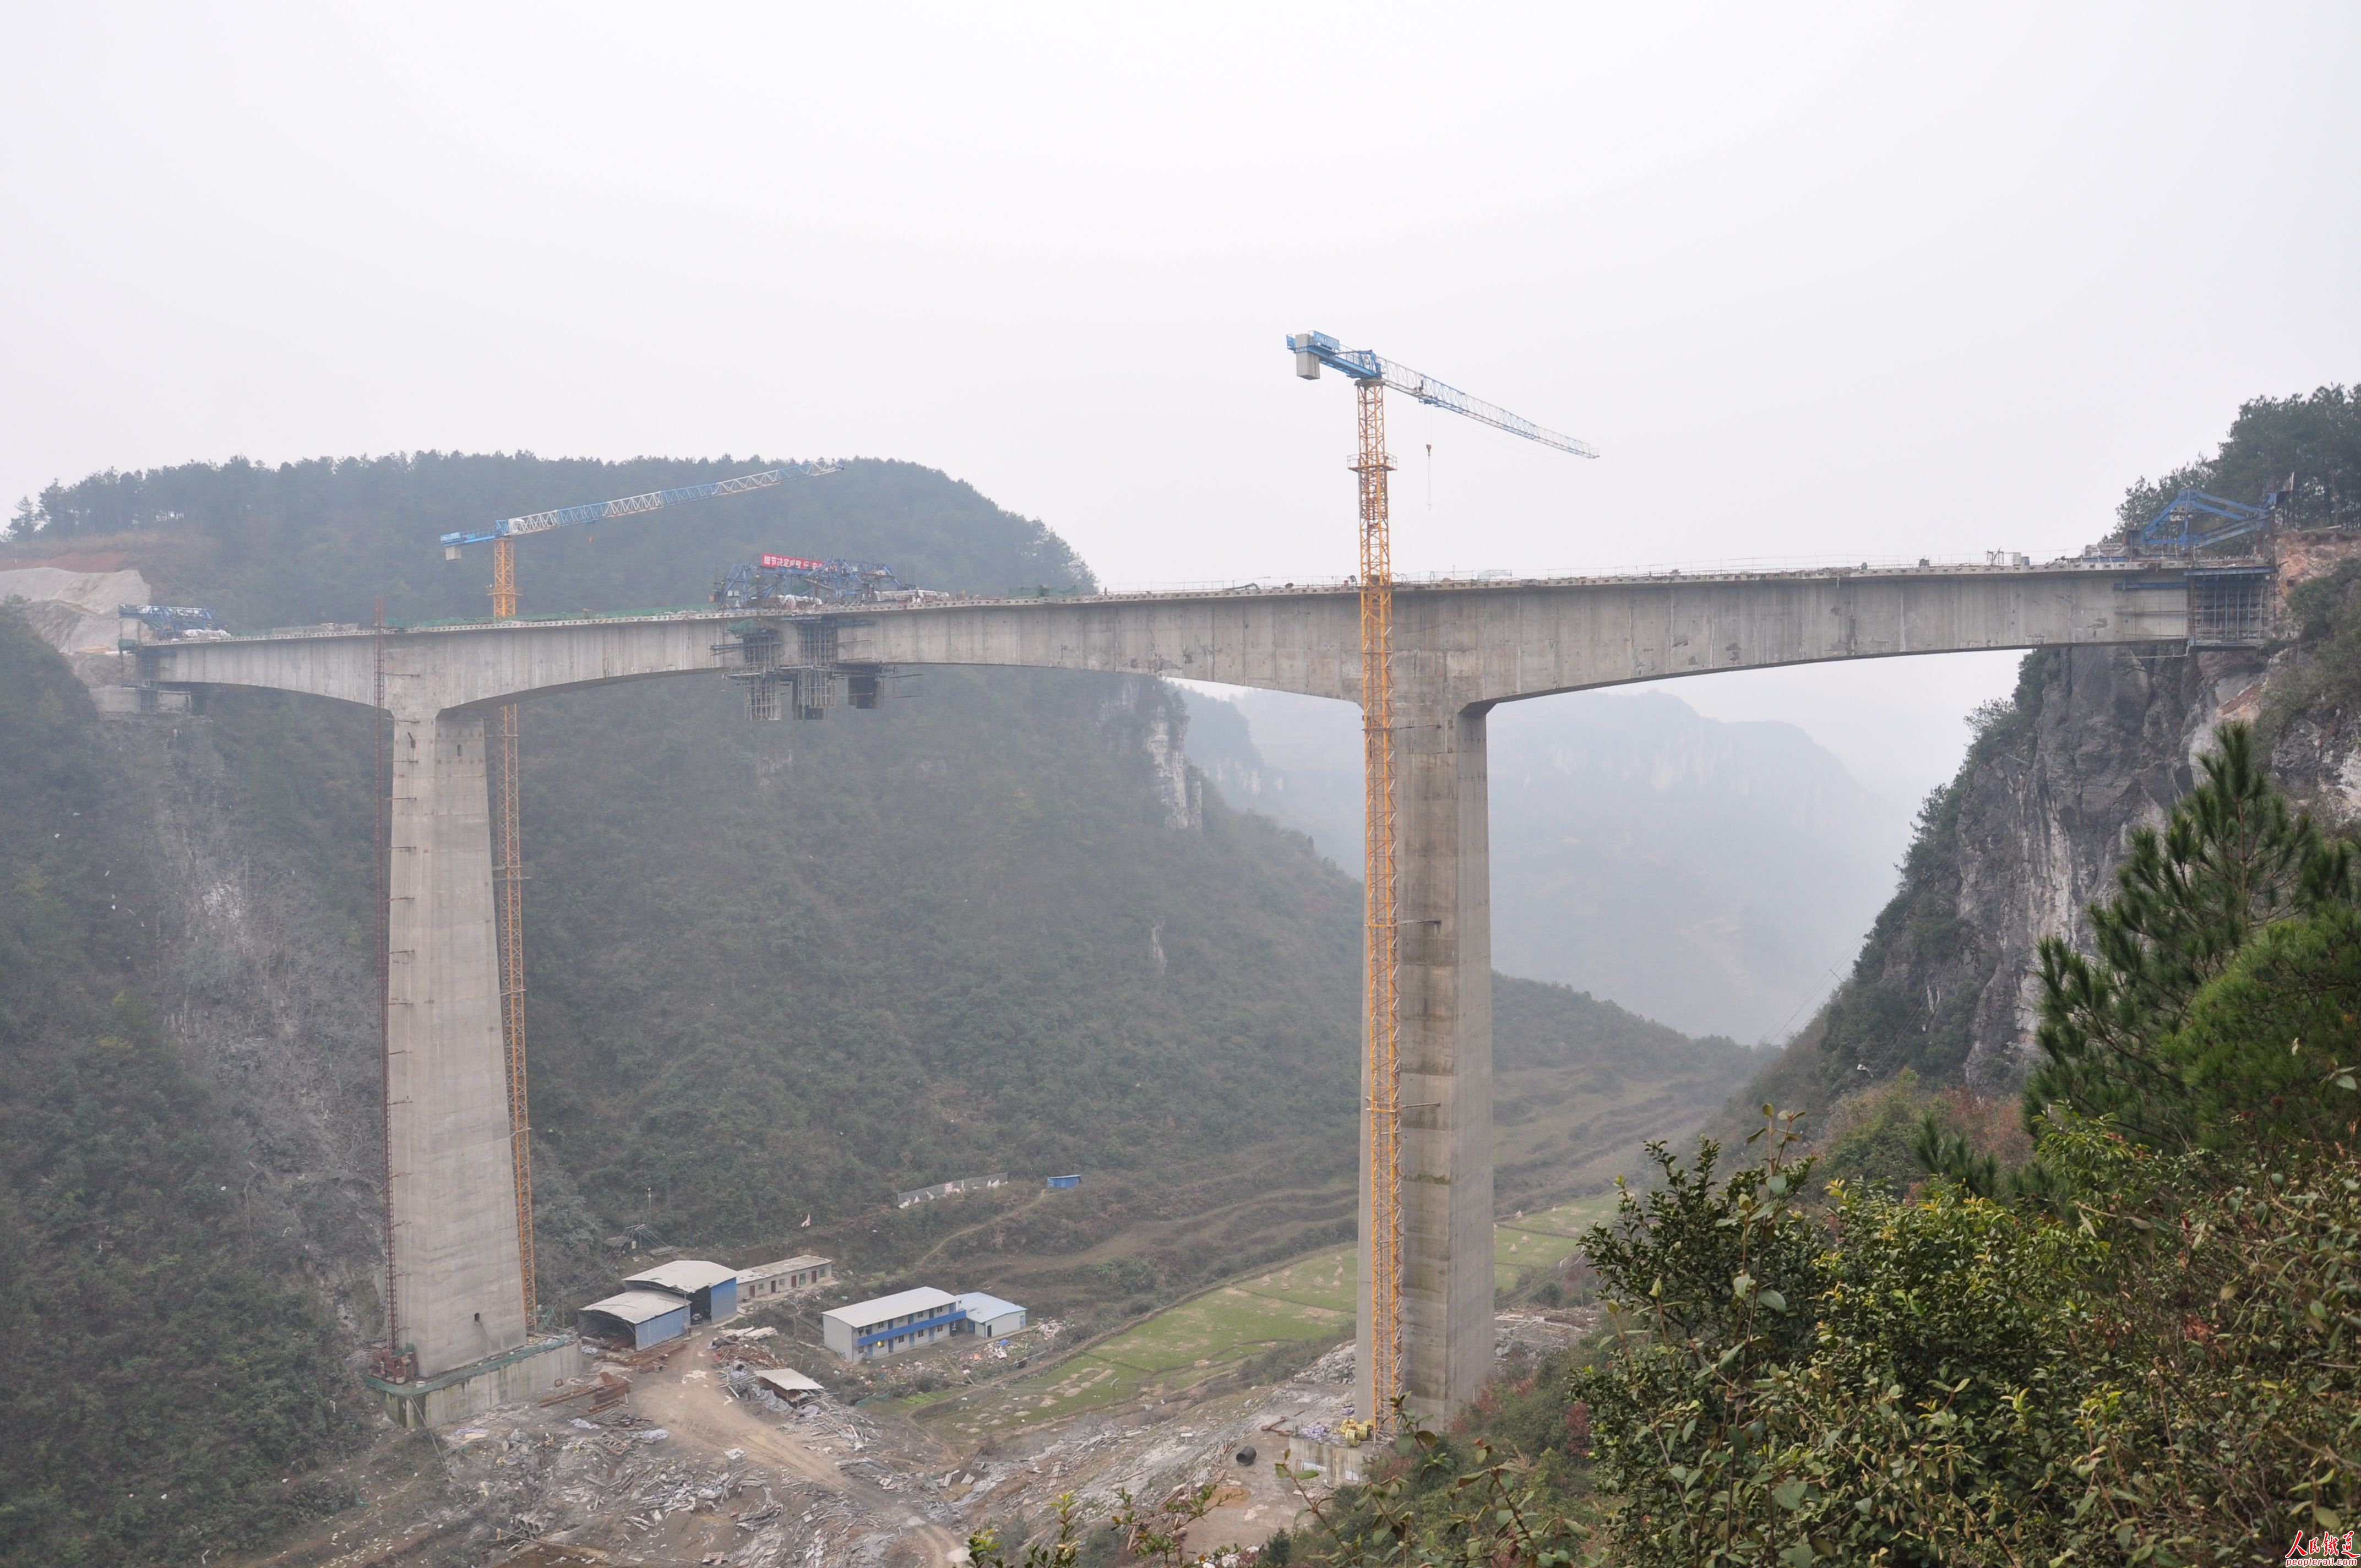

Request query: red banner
[{"left": 760, "top": 553, "right": 826, "bottom": 571}]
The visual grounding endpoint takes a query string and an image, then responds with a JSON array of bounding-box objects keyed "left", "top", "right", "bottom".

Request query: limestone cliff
[{"left": 1756, "top": 542, "right": 2361, "bottom": 1114}]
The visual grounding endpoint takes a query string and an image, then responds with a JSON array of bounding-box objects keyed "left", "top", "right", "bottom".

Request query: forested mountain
[
  {"left": 17, "top": 453, "right": 1092, "bottom": 626},
  {"left": 0, "top": 611, "right": 361, "bottom": 1568}
]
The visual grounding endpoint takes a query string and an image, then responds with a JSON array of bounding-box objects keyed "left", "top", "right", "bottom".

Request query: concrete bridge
[{"left": 143, "top": 560, "right": 2198, "bottom": 1420}]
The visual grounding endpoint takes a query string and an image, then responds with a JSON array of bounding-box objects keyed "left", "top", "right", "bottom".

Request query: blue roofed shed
[
  {"left": 624, "top": 1259, "right": 739, "bottom": 1325},
  {"left": 580, "top": 1289, "right": 692, "bottom": 1351}
]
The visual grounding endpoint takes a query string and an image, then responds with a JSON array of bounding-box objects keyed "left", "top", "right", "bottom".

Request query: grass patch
[
  {"left": 930, "top": 1244, "right": 1356, "bottom": 1437},
  {"left": 1493, "top": 1194, "right": 1617, "bottom": 1288},
  {"left": 929, "top": 1205, "right": 1616, "bottom": 1441}
]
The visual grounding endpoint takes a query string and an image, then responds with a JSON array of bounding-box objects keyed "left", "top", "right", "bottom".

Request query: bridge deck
[{"left": 129, "top": 558, "right": 2206, "bottom": 1404}]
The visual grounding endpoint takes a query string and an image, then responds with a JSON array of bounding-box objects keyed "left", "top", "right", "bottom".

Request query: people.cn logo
[
  {"left": 761, "top": 553, "right": 826, "bottom": 571},
  {"left": 2288, "top": 1530, "right": 2358, "bottom": 1565}
]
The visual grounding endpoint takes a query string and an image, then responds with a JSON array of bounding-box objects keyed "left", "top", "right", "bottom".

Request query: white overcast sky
[{"left": 6, "top": 4, "right": 2357, "bottom": 805}]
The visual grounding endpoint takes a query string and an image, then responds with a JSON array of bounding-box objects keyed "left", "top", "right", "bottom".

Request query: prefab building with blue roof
[
  {"left": 623, "top": 1259, "right": 739, "bottom": 1325},
  {"left": 579, "top": 1289, "right": 693, "bottom": 1351}
]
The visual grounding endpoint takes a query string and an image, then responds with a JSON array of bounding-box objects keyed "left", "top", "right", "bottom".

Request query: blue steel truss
[
  {"left": 1286, "top": 331, "right": 1598, "bottom": 458},
  {"left": 439, "top": 461, "right": 840, "bottom": 552},
  {"left": 2133, "top": 479, "right": 2293, "bottom": 554},
  {"left": 118, "top": 602, "right": 224, "bottom": 637}
]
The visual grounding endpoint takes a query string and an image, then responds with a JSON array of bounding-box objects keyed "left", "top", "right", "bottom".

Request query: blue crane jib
[
  {"left": 439, "top": 462, "right": 840, "bottom": 557},
  {"left": 2132, "top": 477, "right": 2293, "bottom": 556},
  {"left": 1286, "top": 331, "right": 1599, "bottom": 459}
]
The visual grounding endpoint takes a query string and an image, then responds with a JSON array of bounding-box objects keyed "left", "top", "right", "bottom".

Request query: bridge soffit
[
  {"left": 148, "top": 569, "right": 2189, "bottom": 720},
  {"left": 1401, "top": 569, "right": 2190, "bottom": 712}
]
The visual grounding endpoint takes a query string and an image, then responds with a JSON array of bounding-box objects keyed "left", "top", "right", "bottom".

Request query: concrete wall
[{"left": 370, "top": 1336, "right": 583, "bottom": 1429}]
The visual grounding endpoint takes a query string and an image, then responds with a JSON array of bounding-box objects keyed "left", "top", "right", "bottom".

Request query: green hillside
[
  {"left": 10, "top": 456, "right": 1750, "bottom": 1295},
  {"left": 21, "top": 452, "right": 1091, "bottom": 625},
  {"left": 0, "top": 610, "right": 361, "bottom": 1568}
]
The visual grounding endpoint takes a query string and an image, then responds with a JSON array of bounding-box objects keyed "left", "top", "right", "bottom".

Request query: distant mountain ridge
[{"left": 1180, "top": 685, "right": 1907, "bottom": 1041}]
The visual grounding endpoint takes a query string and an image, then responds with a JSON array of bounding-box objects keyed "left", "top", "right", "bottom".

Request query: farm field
[
  {"left": 1493, "top": 1193, "right": 1618, "bottom": 1288},
  {"left": 920, "top": 1244, "right": 1355, "bottom": 1439},
  {"left": 918, "top": 1200, "right": 1614, "bottom": 1440}
]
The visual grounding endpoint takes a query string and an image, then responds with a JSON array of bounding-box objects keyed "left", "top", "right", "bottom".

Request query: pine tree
[{"left": 2023, "top": 723, "right": 2356, "bottom": 1151}]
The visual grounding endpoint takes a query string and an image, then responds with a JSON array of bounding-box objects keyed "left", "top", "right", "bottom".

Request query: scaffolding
[
  {"left": 2187, "top": 566, "right": 2274, "bottom": 648},
  {"left": 1354, "top": 375, "right": 1404, "bottom": 1424},
  {"left": 715, "top": 617, "right": 905, "bottom": 722},
  {"left": 489, "top": 539, "right": 537, "bottom": 1328}
]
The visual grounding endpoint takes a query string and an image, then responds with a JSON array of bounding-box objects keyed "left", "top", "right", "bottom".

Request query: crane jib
[
  {"left": 438, "top": 463, "right": 840, "bottom": 551},
  {"left": 1283, "top": 332, "right": 1598, "bottom": 459}
]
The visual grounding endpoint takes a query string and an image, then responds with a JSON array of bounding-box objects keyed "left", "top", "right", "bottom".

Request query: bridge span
[{"left": 144, "top": 560, "right": 2197, "bottom": 1420}]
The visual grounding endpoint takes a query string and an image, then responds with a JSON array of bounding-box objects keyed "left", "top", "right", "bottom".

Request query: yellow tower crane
[
  {"left": 440, "top": 464, "right": 834, "bottom": 1323},
  {"left": 1286, "top": 332, "right": 1594, "bottom": 1421}
]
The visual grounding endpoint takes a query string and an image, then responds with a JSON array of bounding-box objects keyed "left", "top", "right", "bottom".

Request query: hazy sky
[{"left": 6, "top": 4, "right": 2356, "bottom": 804}]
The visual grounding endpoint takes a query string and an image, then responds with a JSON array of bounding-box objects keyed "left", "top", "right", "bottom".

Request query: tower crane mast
[
  {"left": 1287, "top": 331, "right": 1593, "bottom": 1425},
  {"left": 439, "top": 461, "right": 835, "bottom": 1327}
]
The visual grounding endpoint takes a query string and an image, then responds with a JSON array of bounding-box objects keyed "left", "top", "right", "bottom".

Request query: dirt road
[{"left": 631, "top": 1349, "right": 972, "bottom": 1568}]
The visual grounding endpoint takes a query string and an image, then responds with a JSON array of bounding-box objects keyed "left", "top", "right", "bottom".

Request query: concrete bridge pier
[
  {"left": 385, "top": 708, "right": 529, "bottom": 1376},
  {"left": 1360, "top": 697, "right": 1497, "bottom": 1423}
]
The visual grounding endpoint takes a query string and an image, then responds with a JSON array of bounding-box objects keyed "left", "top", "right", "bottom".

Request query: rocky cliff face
[
  {"left": 1789, "top": 547, "right": 2361, "bottom": 1108},
  {"left": 1098, "top": 674, "right": 1205, "bottom": 831}
]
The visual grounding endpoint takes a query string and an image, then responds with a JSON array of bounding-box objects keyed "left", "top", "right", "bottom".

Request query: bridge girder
[{"left": 144, "top": 565, "right": 2196, "bottom": 1403}]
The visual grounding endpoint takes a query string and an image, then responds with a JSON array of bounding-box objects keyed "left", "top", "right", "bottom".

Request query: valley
[
  {"left": 5, "top": 391, "right": 2355, "bottom": 1564},
  {"left": 0, "top": 455, "right": 1760, "bottom": 1566}
]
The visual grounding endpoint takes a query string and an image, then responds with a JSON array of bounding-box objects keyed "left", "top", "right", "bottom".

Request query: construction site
[
  {"left": 231, "top": 1231, "right": 1598, "bottom": 1567},
  {"left": 67, "top": 340, "right": 2321, "bottom": 1567}
]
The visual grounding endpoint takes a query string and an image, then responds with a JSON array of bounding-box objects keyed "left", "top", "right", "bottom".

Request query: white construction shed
[
  {"left": 622, "top": 1259, "right": 739, "bottom": 1324},
  {"left": 737, "top": 1254, "right": 834, "bottom": 1304},
  {"left": 955, "top": 1292, "right": 1028, "bottom": 1341}
]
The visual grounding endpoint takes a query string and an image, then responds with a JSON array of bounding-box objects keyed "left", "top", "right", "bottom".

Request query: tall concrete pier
[
  {"left": 148, "top": 562, "right": 2199, "bottom": 1417},
  {"left": 387, "top": 709, "right": 530, "bottom": 1376}
]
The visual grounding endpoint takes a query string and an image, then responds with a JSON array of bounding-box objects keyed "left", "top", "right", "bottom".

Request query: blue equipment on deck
[
  {"left": 715, "top": 553, "right": 909, "bottom": 609},
  {"left": 2131, "top": 476, "right": 2294, "bottom": 555},
  {"left": 118, "top": 603, "right": 225, "bottom": 640}
]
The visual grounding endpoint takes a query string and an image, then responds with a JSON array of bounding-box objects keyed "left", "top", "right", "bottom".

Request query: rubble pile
[{"left": 1299, "top": 1341, "right": 1355, "bottom": 1384}]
